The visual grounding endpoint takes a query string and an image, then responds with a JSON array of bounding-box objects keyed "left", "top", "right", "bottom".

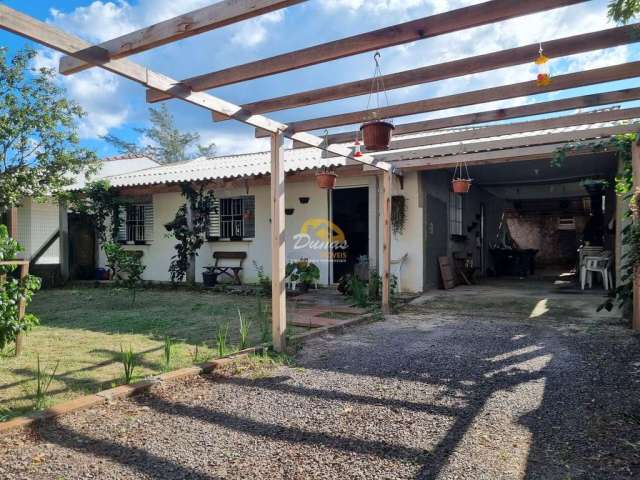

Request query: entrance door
[
  {"left": 424, "top": 194, "right": 449, "bottom": 289},
  {"left": 69, "top": 213, "right": 96, "bottom": 280},
  {"left": 331, "top": 187, "right": 368, "bottom": 283}
]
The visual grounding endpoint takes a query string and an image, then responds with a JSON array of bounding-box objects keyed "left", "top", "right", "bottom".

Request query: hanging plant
[
  {"left": 452, "top": 157, "right": 472, "bottom": 193},
  {"left": 316, "top": 168, "right": 337, "bottom": 189},
  {"left": 360, "top": 51, "right": 394, "bottom": 151},
  {"left": 391, "top": 195, "right": 406, "bottom": 235}
]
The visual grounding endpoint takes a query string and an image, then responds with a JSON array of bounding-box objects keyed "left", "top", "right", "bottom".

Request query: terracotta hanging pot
[
  {"left": 316, "top": 172, "right": 337, "bottom": 189},
  {"left": 452, "top": 179, "right": 472, "bottom": 194},
  {"left": 360, "top": 121, "right": 394, "bottom": 151}
]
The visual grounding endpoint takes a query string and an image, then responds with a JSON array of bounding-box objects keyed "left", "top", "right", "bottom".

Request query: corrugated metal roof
[
  {"left": 103, "top": 117, "right": 638, "bottom": 188},
  {"left": 107, "top": 148, "right": 350, "bottom": 187}
]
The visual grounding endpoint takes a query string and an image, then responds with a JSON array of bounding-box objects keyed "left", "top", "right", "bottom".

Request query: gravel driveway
[{"left": 1, "top": 299, "right": 639, "bottom": 479}]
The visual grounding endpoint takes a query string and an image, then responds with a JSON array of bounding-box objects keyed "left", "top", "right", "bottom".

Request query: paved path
[{"left": 1, "top": 299, "right": 639, "bottom": 479}]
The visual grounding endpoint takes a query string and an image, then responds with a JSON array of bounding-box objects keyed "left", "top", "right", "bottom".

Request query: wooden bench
[{"left": 205, "top": 252, "right": 247, "bottom": 285}]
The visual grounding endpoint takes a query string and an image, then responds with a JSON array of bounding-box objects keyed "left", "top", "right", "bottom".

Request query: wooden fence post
[
  {"left": 382, "top": 171, "right": 392, "bottom": 314},
  {"left": 271, "top": 132, "right": 287, "bottom": 351},
  {"left": 0, "top": 260, "right": 29, "bottom": 355},
  {"left": 632, "top": 140, "right": 639, "bottom": 331}
]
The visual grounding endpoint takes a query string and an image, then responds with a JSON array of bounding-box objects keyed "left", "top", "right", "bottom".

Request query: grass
[{"left": 0, "top": 286, "right": 279, "bottom": 419}]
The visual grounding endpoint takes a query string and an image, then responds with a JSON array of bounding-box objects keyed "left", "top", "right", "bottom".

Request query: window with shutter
[
  {"left": 210, "top": 196, "right": 255, "bottom": 240},
  {"left": 116, "top": 203, "right": 153, "bottom": 243},
  {"left": 208, "top": 198, "right": 221, "bottom": 238},
  {"left": 449, "top": 192, "right": 463, "bottom": 236},
  {"left": 117, "top": 205, "right": 127, "bottom": 242}
]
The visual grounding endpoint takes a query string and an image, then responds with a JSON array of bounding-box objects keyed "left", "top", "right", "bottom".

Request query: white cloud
[
  {"left": 231, "top": 11, "right": 284, "bottom": 47},
  {"left": 197, "top": 130, "right": 271, "bottom": 156},
  {"left": 33, "top": 50, "right": 129, "bottom": 138}
]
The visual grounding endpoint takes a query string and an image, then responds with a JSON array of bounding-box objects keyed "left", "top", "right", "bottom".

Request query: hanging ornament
[
  {"left": 360, "top": 51, "right": 394, "bottom": 151},
  {"left": 535, "top": 44, "right": 551, "bottom": 87},
  {"left": 353, "top": 131, "right": 363, "bottom": 157}
]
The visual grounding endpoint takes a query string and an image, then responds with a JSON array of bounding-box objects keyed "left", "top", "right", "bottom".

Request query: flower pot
[
  {"left": 360, "top": 121, "right": 394, "bottom": 151},
  {"left": 202, "top": 270, "right": 218, "bottom": 287},
  {"left": 452, "top": 179, "right": 472, "bottom": 193},
  {"left": 316, "top": 172, "right": 337, "bottom": 189}
]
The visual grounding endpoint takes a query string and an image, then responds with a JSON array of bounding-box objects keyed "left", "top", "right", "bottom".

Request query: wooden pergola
[{"left": 1, "top": 0, "right": 639, "bottom": 348}]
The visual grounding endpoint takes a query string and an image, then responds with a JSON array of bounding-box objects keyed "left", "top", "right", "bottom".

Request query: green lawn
[{"left": 0, "top": 286, "right": 271, "bottom": 419}]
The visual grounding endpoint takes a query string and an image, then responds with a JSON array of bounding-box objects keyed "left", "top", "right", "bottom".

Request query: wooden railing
[{"left": 0, "top": 260, "right": 30, "bottom": 355}]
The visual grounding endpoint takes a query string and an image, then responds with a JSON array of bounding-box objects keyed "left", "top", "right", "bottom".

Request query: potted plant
[
  {"left": 360, "top": 120, "right": 395, "bottom": 151},
  {"left": 286, "top": 259, "right": 320, "bottom": 293},
  {"left": 452, "top": 160, "right": 472, "bottom": 193},
  {"left": 316, "top": 168, "right": 337, "bottom": 189},
  {"left": 581, "top": 178, "right": 607, "bottom": 195}
]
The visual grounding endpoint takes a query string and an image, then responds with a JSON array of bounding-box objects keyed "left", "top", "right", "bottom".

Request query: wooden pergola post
[
  {"left": 632, "top": 139, "right": 640, "bottom": 331},
  {"left": 382, "top": 171, "right": 392, "bottom": 314},
  {"left": 271, "top": 132, "right": 287, "bottom": 351}
]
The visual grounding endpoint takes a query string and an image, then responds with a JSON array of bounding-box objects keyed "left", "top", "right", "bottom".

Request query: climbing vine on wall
[
  {"left": 391, "top": 195, "right": 406, "bottom": 235},
  {"left": 164, "top": 184, "right": 217, "bottom": 283},
  {"left": 553, "top": 133, "right": 639, "bottom": 317},
  {"left": 68, "top": 180, "right": 122, "bottom": 243}
]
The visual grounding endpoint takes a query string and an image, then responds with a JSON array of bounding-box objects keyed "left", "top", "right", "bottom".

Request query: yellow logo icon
[{"left": 299, "top": 218, "right": 346, "bottom": 243}]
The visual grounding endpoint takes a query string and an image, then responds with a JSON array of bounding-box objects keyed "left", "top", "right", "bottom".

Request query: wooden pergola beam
[
  {"left": 263, "top": 61, "right": 640, "bottom": 134},
  {"left": 0, "top": 5, "right": 394, "bottom": 174},
  {"left": 271, "top": 132, "right": 287, "bottom": 351},
  {"left": 292, "top": 87, "right": 640, "bottom": 147},
  {"left": 633, "top": 137, "right": 640, "bottom": 331},
  {"left": 388, "top": 143, "right": 612, "bottom": 171},
  {"left": 214, "top": 24, "right": 639, "bottom": 119},
  {"left": 386, "top": 107, "right": 640, "bottom": 151},
  {"left": 373, "top": 122, "right": 639, "bottom": 165},
  {"left": 147, "top": 0, "right": 588, "bottom": 103},
  {"left": 59, "top": 0, "right": 306, "bottom": 75}
]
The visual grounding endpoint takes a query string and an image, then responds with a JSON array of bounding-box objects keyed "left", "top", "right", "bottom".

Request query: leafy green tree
[
  {"left": 608, "top": 0, "right": 639, "bottom": 23},
  {"left": 103, "top": 104, "right": 216, "bottom": 164},
  {"left": 0, "top": 48, "right": 97, "bottom": 209}
]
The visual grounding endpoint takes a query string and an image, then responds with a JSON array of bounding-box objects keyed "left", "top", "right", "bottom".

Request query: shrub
[
  {"left": 0, "top": 225, "right": 41, "bottom": 352},
  {"left": 286, "top": 259, "right": 320, "bottom": 291},
  {"left": 103, "top": 242, "right": 146, "bottom": 306},
  {"left": 253, "top": 261, "right": 271, "bottom": 297}
]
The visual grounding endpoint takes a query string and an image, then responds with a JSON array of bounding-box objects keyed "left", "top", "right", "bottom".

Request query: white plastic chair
[
  {"left": 390, "top": 253, "right": 409, "bottom": 293},
  {"left": 581, "top": 254, "right": 613, "bottom": 290}
]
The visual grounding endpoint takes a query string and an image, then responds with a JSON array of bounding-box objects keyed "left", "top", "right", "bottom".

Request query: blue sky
[{"left": 0, "top": 0, "right": 638, "bottom": 159}]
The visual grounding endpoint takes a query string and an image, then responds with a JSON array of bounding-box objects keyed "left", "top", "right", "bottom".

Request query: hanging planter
[
  {"left": 361, "top": 121, "right": 395, "bottom": 151},
  {"left": 316, "top": 170, "right": 337, "bottom": 189},
  {"left": 452, "top": 157, "right": 472, "bottom": 194},
  {"left": 359, "top": 52, "right": 394, "bottom": 151}
]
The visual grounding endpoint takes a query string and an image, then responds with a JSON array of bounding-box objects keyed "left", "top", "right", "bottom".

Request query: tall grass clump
[
  {"left": 238, "top": 308, "right": 251, "bottom": 350},
  {"left": 215, "top": 320, "right": 230, "bottom": 357},
  {"left": 32, "top": 355, "right": 59, "bottom": 410},
  {"left": 163, "top": 336, "right": 174, "bottom": 371},
  {"left": 120, "top": 345, "right": 137, "bottom": 384}
]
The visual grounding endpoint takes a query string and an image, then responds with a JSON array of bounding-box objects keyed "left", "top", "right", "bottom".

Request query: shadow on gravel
[{"left": 35, "top": 419, "right": 218, "bottom": 480}]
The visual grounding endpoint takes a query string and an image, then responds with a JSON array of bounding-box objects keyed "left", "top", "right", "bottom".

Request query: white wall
[
  {"left": 15, "top": 199, "right": 60, "bottom": 263},
  {"left": 102, "top": 172, "right": 424, "bottom": 293}
]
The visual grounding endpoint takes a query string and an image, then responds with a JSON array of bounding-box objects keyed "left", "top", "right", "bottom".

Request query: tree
[
  {"left": 0, "top": 48, "right": 97, "bottom": 209},
  {"left": 608, "top": 0, "right": 639, "bottom": 23},
  {"left": 103, "top": 104, "right": 216, "bottom": 164}
]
